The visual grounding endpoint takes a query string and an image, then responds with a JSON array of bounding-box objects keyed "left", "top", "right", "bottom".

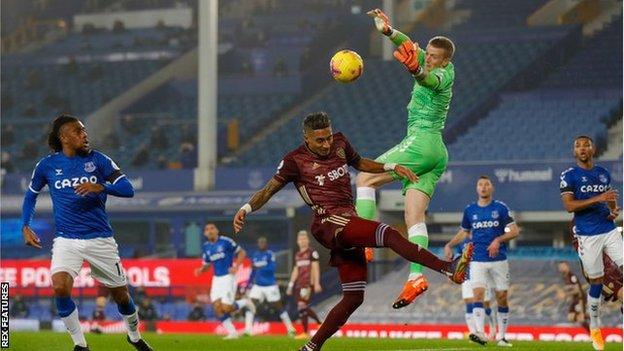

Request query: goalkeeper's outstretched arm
[
  {"left": 367, "top": 9, "right": 416, "bottom": 48},
  {"left": 368, "top": 8, "right": 440, "bottom": 88}
]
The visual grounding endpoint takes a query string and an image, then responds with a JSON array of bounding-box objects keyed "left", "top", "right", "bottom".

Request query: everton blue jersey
[
  {"left": 560, "top": 165, "right": 615, "bottom": 236},
  {"left": 461, "top": 200, "right": 514, "bottom": 262},
  {"left": 202, "top": 236, "right": 239, "bottom": 277},
  {"left": 28, "top": 150, "right": 124, "bottom": 239},
  {"left": 251, "top": 250, "right": 277, "bottom": 287}
]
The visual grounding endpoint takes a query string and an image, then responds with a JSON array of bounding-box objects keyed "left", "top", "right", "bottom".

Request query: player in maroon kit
[
  {"left": 557, "top": 261, "right": 589, "bottom": 331},
  {"left": 287, "top": 230, "right": 323, "bottom": 339},
  {"left": 570, "top": 223, "right": 623, "bottom": 303},
  {"left": 233, "top": 112, "right": 473, "bottom": 351}
]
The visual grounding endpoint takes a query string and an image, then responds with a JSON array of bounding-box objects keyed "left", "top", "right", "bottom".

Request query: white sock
[
  {"left": 280, "top": 310, "right": 295, "bottom": 332},
  {"left": 244, "top": 310, "right": 254, "bottom": 334},
  {"left": 496, "top": 311, "right": 508, "bottom": 339},
  {"left": 588, "top": 295, "right": 601, "bottom": 329},
  {"left": 473, "top": 307, "right": 485, "bottom": 334},
  {"left": 61, "top": 308, "right": 87, "bottom": 347},
  {"left": 356, "top": 186, "right": 376, "bottom": 201},
  {"left": 122, "top": 311, "right": 142, "bottom": 342},
  {"left": 407, "top": 223, "right": 428, "bottom": 280},
  {"left": 222, "top": 316, "right": 237, "bottom": 335},
  {"left": 464, "top": 313, "right": 476, "bottom": 334},
  {"left": 488, "top": 309, "right": 498, "bottom": 338},
  {"left": 235, "top": 298, "right": 247, "bottom": 310}
]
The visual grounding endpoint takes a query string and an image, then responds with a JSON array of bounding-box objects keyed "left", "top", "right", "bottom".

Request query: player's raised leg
[{"left": 338, "top": 216, "right": 472, "bottom": 282}]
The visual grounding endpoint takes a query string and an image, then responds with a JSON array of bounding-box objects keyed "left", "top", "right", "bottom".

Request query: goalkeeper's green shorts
[{"left": 376, "top": 131, "right": 448, "bottom": 198}]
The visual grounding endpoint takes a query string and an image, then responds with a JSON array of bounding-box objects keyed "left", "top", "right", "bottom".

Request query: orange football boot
[{"left": 392, "top": 275, "right": 429, "bottom": 309}]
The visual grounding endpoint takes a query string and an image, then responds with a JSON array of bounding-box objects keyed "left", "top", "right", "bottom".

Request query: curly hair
[{"left": 47, "top": 114, "right": 79, "bottom": 152}]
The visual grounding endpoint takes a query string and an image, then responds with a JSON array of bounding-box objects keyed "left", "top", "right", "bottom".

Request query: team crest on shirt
[
  {"left": 312, "top": 162, "right": 320, "bottom": 170},
  {"left": 491, "top": 211, "right": 499, "bottom": 219},
  {"left": 315, "top": 175, "right": 326, "bottom": 186},
  {"left": 84, "top": 161, "right": 96, "bottom": 173},
  {"left": 599, "top": 174, "right": 608, "bottom": 183},
  {"left": 336, "top": 148, "right": 346, "bottom": 159}
]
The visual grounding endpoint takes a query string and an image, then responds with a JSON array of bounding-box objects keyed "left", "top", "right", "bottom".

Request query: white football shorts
[
  {"left": 470, "top": 260, "right": 510, "bottom": 291},
  {"left": 210, "top": 274, "right": 237, "bottom": 305},
  {"left": 576, "top": 228, "right": 623, "bottom": 279},
  {"left": 50, "top": 236, "right": 127, "bottom": 288},
  {"left": 249, "top": 284, "right": 282, "bottom": 303}
]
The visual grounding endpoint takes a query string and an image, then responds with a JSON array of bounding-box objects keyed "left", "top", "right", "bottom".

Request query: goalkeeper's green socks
[
  {"left": 407, "top": 223, "right": 428, "bottom": 280},
  {"left": 356, "top": 187, "right": 377, "bottom": 220}
]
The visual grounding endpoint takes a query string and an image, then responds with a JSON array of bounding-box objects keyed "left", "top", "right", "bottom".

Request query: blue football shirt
[
  {"left": 461, "top": 200, "right": 514, "bottom": 262},
  {"left": 202, "top": 236, "right": 240, "bottom": 277},
  {"left": 560, "top": 165, "right": 615, "bottom": 236},
  {"left": 28, "top": 150, "right": 125, "bottom": 239},
  {"left": 251, "top": 249, "right": 277, "bottom": 287}
]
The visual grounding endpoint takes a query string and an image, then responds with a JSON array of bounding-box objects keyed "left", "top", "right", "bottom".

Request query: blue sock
[
  {"left": 473, "top": 302, "right": 484, "bottom": 309},
  {"left": 589, "top": 284, "right": 602, "bottom": 298},
  {"left": 498, "top": 306, "right": 509, "bottom": 313},
  {"left": 218, "top": 313, "right": 231, "bottom": 322},
  {"left": 465, "top": 303, "right": 474, "bottom": 313},
  {"left": 117, "top": 297, "right": 137, "bottom": 315},
  {"left": 55, "top": 296, "right": 76, "bottom": 318},
  {"left": 485, "top": 307, "right": 491, "bottom": 316}
]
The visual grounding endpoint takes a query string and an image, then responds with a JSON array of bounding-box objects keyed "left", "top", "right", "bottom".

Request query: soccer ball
[{"left": 330, "top": 50, "right": 364, "bottom": 83}]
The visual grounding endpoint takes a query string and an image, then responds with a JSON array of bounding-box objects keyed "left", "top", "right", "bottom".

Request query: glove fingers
[{"left": 393, "top": 50, "right": 405, "bottom": 62}]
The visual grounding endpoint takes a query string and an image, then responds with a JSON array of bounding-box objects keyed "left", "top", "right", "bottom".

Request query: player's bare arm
[
  {"left": 194, "top": 263, "right": 210, "bottom": 277},
  {"left": 561, "top": 190, "right": 618, "bottom": 213},
  {"left": 444, "top": 229, "right": 469, "bottom": 260},
  {"left": 287, "top": 266, "right": 299, "bottom": 295},
  {"left": 487, "top": 223, "right": 520, "bottom": 258},
  {"left": 74, "top": 182, "right": 104, "bottom": 196},
  {"left": 354, "top": 158, "right": 418, "bottom": 183},
  {"left": 22, "top": 226, "right": 42, "bottom": 249},
  {"left": 311, "top": 260, "right": 322, "bottom": 293},
  {"left": 229, "top": 248, "right": 246, "bottom": 274},
  {"left": 233, "top": 178, "right": 286, "bottom": 233}
]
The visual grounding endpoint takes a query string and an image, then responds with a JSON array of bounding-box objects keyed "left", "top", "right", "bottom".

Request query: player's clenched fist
[
  {"left": 74, "top": 182, "right": 104, "bottom": 196},
  {"left": 394, "top": 164, "right": 419, "bottom": 183},
  {"left": 22, "top": 226, "right": 42, "bottom": 249},
  {"left": 598, "top": 189, "right": 618, "bottom": 202},
  {"left": 233, "top": 209, "right": 247, "bottom": 233}
]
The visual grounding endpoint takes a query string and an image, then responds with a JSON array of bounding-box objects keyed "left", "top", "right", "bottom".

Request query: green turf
[{"left": 6, "top": 332, "right": 623, "bottom": 350}]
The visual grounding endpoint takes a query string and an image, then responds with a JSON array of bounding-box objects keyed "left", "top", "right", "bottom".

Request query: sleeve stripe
[
  {"left": 505, "top": 221, "right": 516, "bottom": 227},
  {"left": 28, "top": 185, "right": 40, "bottom": 194},
  {"left": 560, "top": 191, "right": 574, "bottom": 195},
  {"left": 460, "top": 226, "right": 471, "bottom": 231},
  {"left": 112, "top": 174, "right": 126, "bottom": 185}
]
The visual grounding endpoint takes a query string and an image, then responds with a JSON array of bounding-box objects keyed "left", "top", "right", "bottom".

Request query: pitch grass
[{"left": 7, "top": 332, "right": 623, "bottom": 350}]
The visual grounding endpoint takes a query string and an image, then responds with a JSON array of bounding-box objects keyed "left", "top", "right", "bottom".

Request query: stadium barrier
[{"left": 1, "top": 259, "right": 251, "bottom": 298}]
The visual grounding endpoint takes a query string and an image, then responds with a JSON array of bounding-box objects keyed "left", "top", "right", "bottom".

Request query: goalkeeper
[{"left": 356, "top": 8, "right": 456, "bottom": 309}]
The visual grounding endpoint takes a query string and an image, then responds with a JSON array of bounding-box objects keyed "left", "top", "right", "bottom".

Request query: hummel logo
[{"left": 55, "top": 169, "right": 63, "bottom": 176}]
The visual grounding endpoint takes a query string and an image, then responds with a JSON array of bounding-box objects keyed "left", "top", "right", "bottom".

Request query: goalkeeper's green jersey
[{"left": 406, "top": 49, "right": 454, "bottom": 134}]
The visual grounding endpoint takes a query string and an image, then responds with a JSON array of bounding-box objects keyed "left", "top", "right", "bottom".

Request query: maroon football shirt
[
  {"left": 294, "top": 248, "right": 320, "bottom": 288},
  {"left": 273, "top": 132, "right": 361, "bottom": 216}
]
